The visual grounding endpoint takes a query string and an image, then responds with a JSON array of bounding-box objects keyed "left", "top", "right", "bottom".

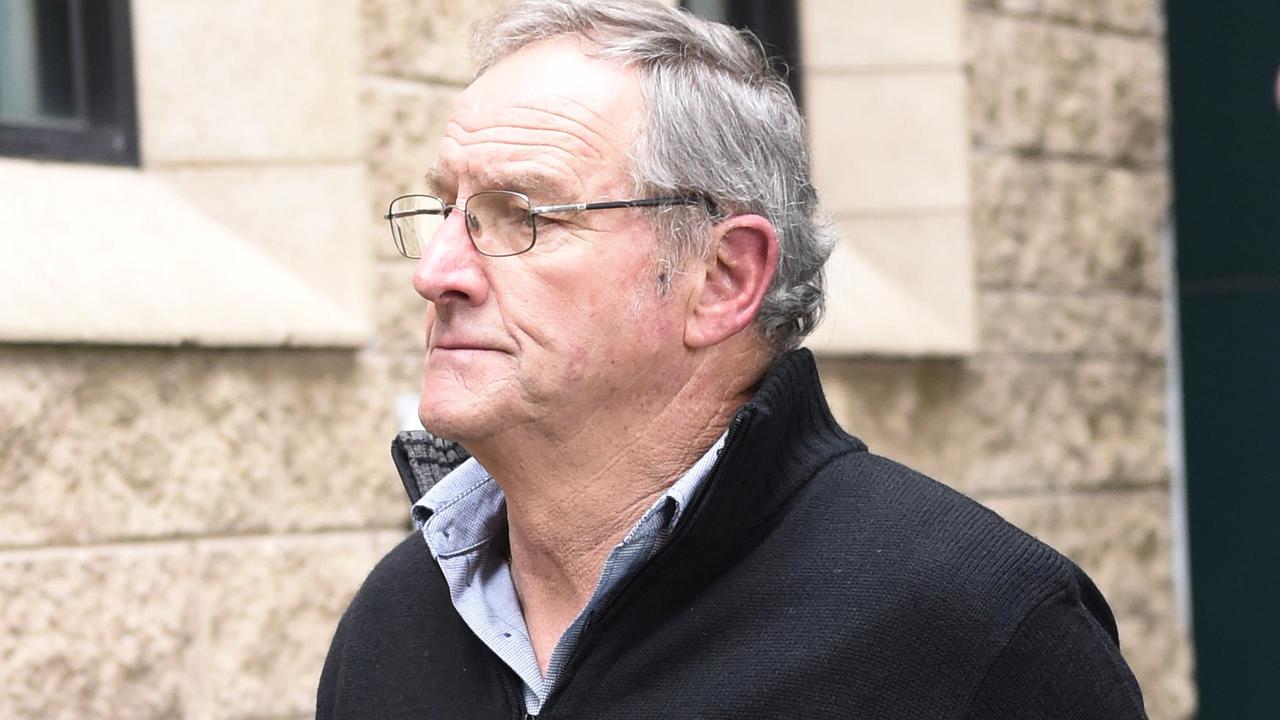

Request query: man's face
[{"left": 413, "top": 38, "right": 694, "bottom": 444}]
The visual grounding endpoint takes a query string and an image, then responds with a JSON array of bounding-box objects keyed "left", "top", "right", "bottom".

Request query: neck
[{"left": 466, "top": 351, "right": 763, "bottom": 670}]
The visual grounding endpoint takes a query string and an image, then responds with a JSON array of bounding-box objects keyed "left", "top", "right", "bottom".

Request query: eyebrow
[
  {"left": 424, "top": 165, "right": 574, "bottom": 203},
  {"left": 424, "top": 167, "right": 452, "bottom": 196}
]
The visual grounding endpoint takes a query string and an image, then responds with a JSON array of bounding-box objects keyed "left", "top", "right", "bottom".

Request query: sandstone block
[
  {"left": 968, "top": 16, "right": 1106, "bottom": 156},
  {"left": 0, "top": 348, "right": 405, "bottom": 548},
  {"left": 361, "top": 78, "right": 460, "bottom": 261},
  {"left": 968, "top": 14, "right": 1050, "bottom": 150},
  {"left": 0, "top": 546, "right": 192, "bottom": 719},
  {"left": 983, "top": 491, "right": 1176, "bottom": 619},
  {"left": 971, "top": 154, "right": 1169, "bottom": 291},
  {"left": 191, "top": 535, "right": 379, "bottom": 720},
  {"left": 387, "top": 350, "right": 429, "bottom": 398},
  {"left": 1094, "top": 167, "right": 1170, "bottom": 292},
  {"left": 821, "top": 212, "right": 976, "bottom": 356},
  {"left": 1102, "top": 0, "right": 1165, "bottom": 36},
  {"left": 979, "top": 290, "right": 1166, "bottom": 357},
  {"left": 1062, "top": 360, "right": 1169, "bottom": 487},
  {"left": 361, "top": 0, "right": 510, "bottom": 84},
  {"left": 157, "top": 164, "right": 372, "bottom": 315},
  {"left": 1040, "top": 23, "right": 1106, "bottom": 156},
  {"left": 971, "top": 154, "right": 1099, "bottom": 288},
  {"left": 967, "top": 0, "right": 1042, "bottom": 15},
  {"left": 971, "top": 0, "right": 1162, "bottom": 35},
  {"left": 817, "top": 357, "right": 1168, "bottom": 495},
  {"left": 134, "top": 0, "right": 362, "bottom": 164},
  {"left": 809, "top": 71, "right": 970, "bottom": 213},
  {"left": 1117, "top": 613, "right": 1198, "bottom": 720},
  {"left": 802, "top": 0, "right": 964, "bottom": 69},
  {"left": 1040, "top": 0, "right": 1104, "bottom": 26},
  {"left": 374, "top": 264, "right": 431, "bottom": 352},
  {"left": 1100, "top": 35, "right": 1169, "bottom": 166}
]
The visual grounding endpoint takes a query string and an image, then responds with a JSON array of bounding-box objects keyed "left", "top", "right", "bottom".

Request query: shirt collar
[{"left": 412, "top": 432, "right": 727, "bottom": 558}]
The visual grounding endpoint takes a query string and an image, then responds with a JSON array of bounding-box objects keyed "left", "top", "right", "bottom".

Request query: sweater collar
[
  {"left": 680, "top": 348, "right": 865, "bottom": 545},
  {"left": 391, "top": 349, "right": 864, "bottom": 535}
]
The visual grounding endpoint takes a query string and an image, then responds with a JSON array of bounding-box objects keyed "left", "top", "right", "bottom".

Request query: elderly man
[{"left": 319, "top": 2, "right": 1147, "bottom": 718}]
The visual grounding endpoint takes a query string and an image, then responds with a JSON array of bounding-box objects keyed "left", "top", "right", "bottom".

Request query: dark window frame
[
  {"left": 0, "top": 0, "right": 140, "bottom": 166},
  {"left": 682, "top": 0, "right": 804, "bottom": 108}
]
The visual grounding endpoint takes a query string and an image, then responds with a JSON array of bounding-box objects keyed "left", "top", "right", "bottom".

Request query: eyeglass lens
[
  {"left": 389, "top": 192, "right": 536, "bottom": 259},
  {"left": 463, "top": 192, "right": 536, "bottom": 256},
  {"left": 389, "top": 195, "right": 445, "bottom": 259}
]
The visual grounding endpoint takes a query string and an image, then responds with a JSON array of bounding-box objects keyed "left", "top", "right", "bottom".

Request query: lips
[{"left": 430, "top": 339, "right": 506, "bottom": 353}]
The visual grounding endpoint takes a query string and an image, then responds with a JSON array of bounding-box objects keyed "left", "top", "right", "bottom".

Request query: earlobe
[{"left": 684, "top": 214, "right": 780, "bottom": 349}]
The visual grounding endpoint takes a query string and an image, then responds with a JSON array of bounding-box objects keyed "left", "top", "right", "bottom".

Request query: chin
[{"left": 417, "top": 378, "right": 503, "bottom": 444}]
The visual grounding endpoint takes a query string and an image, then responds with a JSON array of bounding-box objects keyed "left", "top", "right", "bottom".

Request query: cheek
[{"left": 565, "top": 345, "right": 590, "bottom": 383}]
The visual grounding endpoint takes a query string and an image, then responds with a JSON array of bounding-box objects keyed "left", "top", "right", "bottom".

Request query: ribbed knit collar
[
  {"left": 676, "top": 348, "right": 865, "bottom": 547},
  {"left": 391, "top": 348, "right": 864, "bottom": 540}
]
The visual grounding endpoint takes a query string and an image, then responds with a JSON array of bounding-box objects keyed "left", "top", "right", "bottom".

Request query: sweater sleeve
[{"left": 963, "top": 588, "right": 1149, "bottom": 720}]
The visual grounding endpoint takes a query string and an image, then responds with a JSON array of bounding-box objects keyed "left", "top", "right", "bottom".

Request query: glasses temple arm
[{"left": 530, "top": 196, "right": 712, "bottom": 216}]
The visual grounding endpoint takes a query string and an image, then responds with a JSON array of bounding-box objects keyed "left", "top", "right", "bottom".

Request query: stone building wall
[
  {"left": 815, "top": 0, "right": 1193, "bottom": 717},
  {"left": 0, "top": 1, "right": 1193, "bottom": 718}
]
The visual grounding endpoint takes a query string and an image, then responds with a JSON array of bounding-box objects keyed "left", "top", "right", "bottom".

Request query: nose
[{"left": 411, "top": 208, "right": 490, "bottom": 307}]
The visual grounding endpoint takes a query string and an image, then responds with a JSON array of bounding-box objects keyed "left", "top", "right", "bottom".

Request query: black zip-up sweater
[{"left": 317, "top": 350, "right": 1147, "bottom": 719}]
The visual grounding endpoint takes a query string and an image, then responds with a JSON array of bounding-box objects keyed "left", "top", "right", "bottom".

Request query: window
[
  {"left": 0, "top": 0, "right": 139, "bottom": 165},
  {"left": 0, "top": 0, "right": 370, "bottom": 348},
  {"left": 682, "top": 0, "right": 803, "bottom": 106}
]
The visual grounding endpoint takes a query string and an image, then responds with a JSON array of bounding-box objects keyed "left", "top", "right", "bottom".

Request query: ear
[{"left": 684, "top": 214, "right": 780, "bottom": 348}]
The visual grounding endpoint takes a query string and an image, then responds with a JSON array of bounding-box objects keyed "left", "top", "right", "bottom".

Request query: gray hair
[{"left": 472, "top": 0, "right": 836, "bottom": 354}]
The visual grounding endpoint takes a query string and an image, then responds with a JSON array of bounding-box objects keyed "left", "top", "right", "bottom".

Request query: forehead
[{"left": 433, "top": 37, "right": 644, "bottom": 195}]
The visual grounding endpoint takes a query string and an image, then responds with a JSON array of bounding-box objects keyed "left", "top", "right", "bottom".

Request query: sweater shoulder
[
  {"left": 328, "top": 531, "right": 447, "bottom": 644},
  {"left": 807, "top": 451, "right": 1117, "bottom": 639},
  {"left": 348, "top": 532, "right": 442, "bottom": 613}
]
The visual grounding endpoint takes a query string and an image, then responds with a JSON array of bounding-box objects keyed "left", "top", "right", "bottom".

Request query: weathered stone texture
[
  {"left": 1102, "top": 0, "right": 1165, "bottom": 36},
  {"left": 361, "top": 0, "right": 509, "bottom": 84},
  {"left": 971, "top": 154, "right": 1169, "bottom": 291},
  {"left": 374, "top": 263, "right": 430, "bottom": 351},
  {"left": 817, "top": 358, "right": 1168, "bottom": 496},
  {"left": 980, "top": 290, "right": 1165, "bottom": 357},
  {"left": 0, "top": 547, "right": 191, "bottom": 719},
  {"left": 1040, "top": 24, "right": 1106, "bottom": 156},
  {"left": 388, "top": 349, "right": 429, "bottom": 397},
  {"left": 967, "top": 0, "right": 1041, "bottom": 16},
  {"left": 362, "top": 79, "right": 460, "bottom": 261},
  {"left": 1039, "top": 0, "right": 1104, "bottom": 27},
  {"left": 0, "top": 349, "right": 404, "bottom": 548},
  {"left": 969, "top": 0, "right": 1163, "bottom": 35},
  {"left": 968, "top": 13, "right": 1168, "bottom": 162},
  {"left": 192, "top": 535, "right": 378, "bottom": 720},
  {"left": 1100, "top": 34, "right": 1169, "bottom": 166},
  {"left": 969, "top": 15, "right": 1105, "bottom": 155},
  {"left": 985, "top": 491, "right": 1174, "bottom": 619}
]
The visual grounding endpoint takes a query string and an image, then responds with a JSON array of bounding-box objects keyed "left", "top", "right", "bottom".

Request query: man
[{"left": 318, "top": 1, "right": 1148, "bottom": 718}]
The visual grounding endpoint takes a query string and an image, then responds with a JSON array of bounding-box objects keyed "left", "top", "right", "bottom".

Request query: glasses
[{"left": 384, "top": 191, "right": 712, "bottom": 258}]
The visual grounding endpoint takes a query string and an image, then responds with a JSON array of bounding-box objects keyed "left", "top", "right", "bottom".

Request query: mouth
[{"left": 430, "top": 342, "right": 504, "bottom": 353}]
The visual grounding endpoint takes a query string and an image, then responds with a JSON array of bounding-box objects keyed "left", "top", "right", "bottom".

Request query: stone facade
[{"left": 0, "top": 0, "right": 1192, "bottom": 718}]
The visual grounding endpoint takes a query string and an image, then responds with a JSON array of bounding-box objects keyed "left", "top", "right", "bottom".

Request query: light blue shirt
[{"left": 411, "top": 433, "right": 727, "bottom": 715}]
